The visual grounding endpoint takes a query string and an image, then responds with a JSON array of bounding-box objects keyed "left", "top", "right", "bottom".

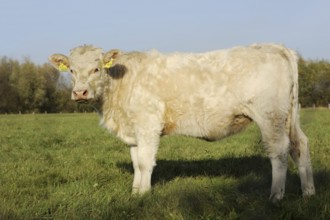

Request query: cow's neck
[{"left": 101, "top": 73, "right": 124, "bottom": 116}]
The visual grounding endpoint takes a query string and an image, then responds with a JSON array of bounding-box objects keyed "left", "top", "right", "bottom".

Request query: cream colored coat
[{"left": 49, "top": 43, "right": 315, "bottom": 202}]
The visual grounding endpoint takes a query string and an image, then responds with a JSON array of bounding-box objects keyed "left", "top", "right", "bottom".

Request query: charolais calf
[{"left": 49, "top": 43, "right": 315, "bottom": 202}]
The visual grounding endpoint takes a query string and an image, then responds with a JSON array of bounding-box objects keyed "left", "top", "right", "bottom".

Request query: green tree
[
  {"left": 298, "top": 58, "right": 314, "bottom": 107},
  {"left": 0, "top": 58, "right": 20, "bottom": 113},
  {"left": 299, "top": 58, "right": 330, "bottom": 107},
  {"left": 38, "top": 63, "right": 60, "bottom": 112}
]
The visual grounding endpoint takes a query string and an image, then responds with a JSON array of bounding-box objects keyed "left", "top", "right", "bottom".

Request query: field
[{"left": 0, "top": 110, "right": 329, "bottom": 220}]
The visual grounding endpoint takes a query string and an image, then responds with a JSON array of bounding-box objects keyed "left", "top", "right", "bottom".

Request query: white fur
[{"left": 49, "top": 43, "right": 315, "bottom": 202}]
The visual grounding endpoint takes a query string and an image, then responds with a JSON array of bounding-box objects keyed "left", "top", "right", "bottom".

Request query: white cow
[{"left": 49, "top": 43, "right": 315, "bottom": 202}]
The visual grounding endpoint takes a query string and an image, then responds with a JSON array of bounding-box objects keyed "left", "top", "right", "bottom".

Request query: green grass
[{"left": 0, "top": 110, "right": 329, "bottom": 220}]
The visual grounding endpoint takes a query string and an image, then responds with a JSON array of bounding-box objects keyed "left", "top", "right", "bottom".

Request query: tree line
[
  {"left": 0, "top": 57, "right": 75, "bottom": 113},
  {"left": 0, "top": 56, "right": 329, "bottom": 113}
]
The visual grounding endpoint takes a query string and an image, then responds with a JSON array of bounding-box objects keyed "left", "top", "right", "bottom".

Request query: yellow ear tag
[
  {"left": 58, "top": 63, "right": 69, "bottom": 72},
  {"left": 103, "top": 58, "right": 113, "bottom": 69}
]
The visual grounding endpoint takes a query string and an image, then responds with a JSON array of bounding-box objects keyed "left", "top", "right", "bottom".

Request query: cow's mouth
[{"left": 75, "top": 99, "right": 89, "bottom": 104}]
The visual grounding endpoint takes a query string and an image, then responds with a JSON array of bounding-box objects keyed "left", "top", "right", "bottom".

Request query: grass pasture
[{"left": 0, "top": 110, "right": 329, "bottom": 219}]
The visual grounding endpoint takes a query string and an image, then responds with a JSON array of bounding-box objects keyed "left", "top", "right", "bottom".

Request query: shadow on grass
[
  {"left": 118, "top": 156, "right": 272, "bottom": 184},
  {"left": 114, "top": 156, "right": 330, "bottom": 219},
  {"left": 154, "top": 156, "right": 271, "bottom": 182},
  {"left": 118, "top": 155, "right": 329, "bottom": 194}
]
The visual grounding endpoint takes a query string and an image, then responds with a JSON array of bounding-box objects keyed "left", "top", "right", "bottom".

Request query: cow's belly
[
  {"left": 161, "top": 90, "right": 252, "bottom": 140},
  {"left": 204, "top": 114, "right": 252, "bottom": 140},
  {"left": 164, "top": 113, "right": 252, "bottom": 141}
]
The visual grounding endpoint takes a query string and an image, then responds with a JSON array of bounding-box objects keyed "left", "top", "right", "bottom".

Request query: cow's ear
[
  {"left": 103, "top": 49, "right": 121, "bottom": 69},
  {"left": 49, "top": 54, "right": 70, "bottom": 72}
]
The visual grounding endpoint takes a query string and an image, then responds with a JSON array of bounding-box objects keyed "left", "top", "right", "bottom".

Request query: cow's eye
[
  {"left": 70, "top": 69, "right": 74, "bottom": 74},
  {"left": 94, "top": 68, "right": 100, "bottom": 73}
]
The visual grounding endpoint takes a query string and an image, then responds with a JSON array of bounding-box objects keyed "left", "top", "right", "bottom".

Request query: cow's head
[{"left": 49, "top": 45, "right": 120, "bottom": 103}]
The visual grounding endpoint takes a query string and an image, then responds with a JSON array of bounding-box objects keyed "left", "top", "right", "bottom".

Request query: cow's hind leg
[
  {"left": 267, "top": 134, "right": 290, "bottom": 203},
  {"left": 290, "top": 126, "right": 315, "bottom": 196},
  {"left": 254, "top": 114, "right": 290, "bottom": 203}
]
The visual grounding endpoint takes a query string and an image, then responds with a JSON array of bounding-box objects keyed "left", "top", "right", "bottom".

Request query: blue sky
[{"left": 0, "top": 0, "right": 329, "bottom": 64}]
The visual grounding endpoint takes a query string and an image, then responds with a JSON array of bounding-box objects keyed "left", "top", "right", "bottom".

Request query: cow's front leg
[
  {"left": 130, "top": 128, "right": 160, "bottom": 195},
  {"left": 137, "top": 144, "right": 157, "bottom": 194},
  {"left": 130, "top": 146, "right": 141, "bottom": 194}
]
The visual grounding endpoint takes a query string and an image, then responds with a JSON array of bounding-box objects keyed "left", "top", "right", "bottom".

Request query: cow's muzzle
[{"left": 72, "top": 90, "right": 89, "bottom": 103}]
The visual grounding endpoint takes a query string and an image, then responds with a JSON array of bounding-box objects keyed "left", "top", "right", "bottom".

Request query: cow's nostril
[{"left": 73, "top": 90, "right": 88, "bottom": 99}]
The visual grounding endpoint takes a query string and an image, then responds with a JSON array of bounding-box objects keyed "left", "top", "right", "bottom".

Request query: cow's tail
[
  {"left": 284, "top": 47, "right": 304, "bottom": 151},
  {"left": 285, "top": 47, "right": 315, "bottom": 196}
]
